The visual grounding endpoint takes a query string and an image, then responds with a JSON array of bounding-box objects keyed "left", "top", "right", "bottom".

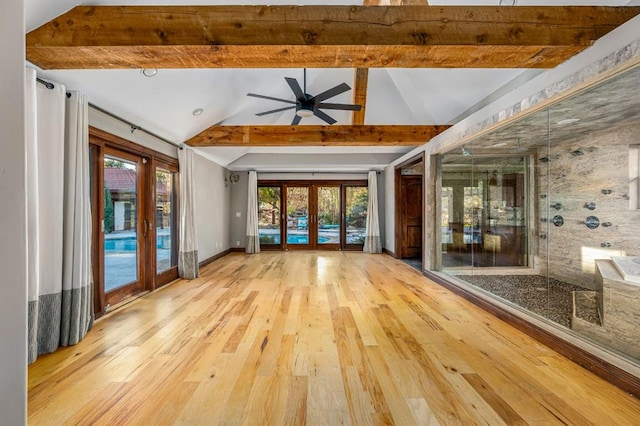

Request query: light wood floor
[{"left": 29, "top": 251, "right": 640, "bottom": 425}]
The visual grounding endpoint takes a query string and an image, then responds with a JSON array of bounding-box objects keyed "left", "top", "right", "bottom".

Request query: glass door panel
[
  {"left": 345, "top": 186, "right": 368, "bottom": 247},
  {"left": 317, "top": 186, "right": 340, "bottom": 246},
  {"left": 258, "top": 186, "right": 282, "bottom": 247},
  {"left": 103, "top": 153, "right": 141, "bottom": 294},
  {"left": 286, "top": 186, "right": 310, "bottom": 247},
  {"left": 155, "top": 167, "right": 176, "bottom": 274},
  {"left": 257, "top": 181, "right": 368, "bottom": 251}
]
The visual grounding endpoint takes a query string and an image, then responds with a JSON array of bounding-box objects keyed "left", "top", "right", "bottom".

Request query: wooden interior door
[{"left": 401, "top": 175, "right": 423, "bottom": 258}]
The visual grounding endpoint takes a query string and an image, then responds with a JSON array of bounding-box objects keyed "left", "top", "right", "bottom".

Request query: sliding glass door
[
  {"left": 344, "top": 185, "right": 368, "bottom": 249},
  {"left": 103, "top": 148, "right": 145, "bottom": 306},
  {"left": 286, "top": 186, "right": 311, "bottom": 248},
  {"left": 258, "top": 186, "right": 282, "bottom": 248},
  {"left": 317, "top": 186, "right": 341, "bottom": 249},
  {"left": 90, "top": 129, "right": 179, "bottom": 317},
  {"left": 258, "top": 180, "right": 367, "bottom": 251},
  {"left": 154, "top": 163, "right": 178, "bottom": 281}
]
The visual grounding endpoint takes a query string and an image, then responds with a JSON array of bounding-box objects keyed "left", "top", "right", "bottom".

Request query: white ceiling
[{"left": 25, "top": 0, "right": 640, "bottom": 172}]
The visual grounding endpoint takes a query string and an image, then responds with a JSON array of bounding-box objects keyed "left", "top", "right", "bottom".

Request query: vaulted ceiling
[{"left": 25, "top": 0, "right": 640, "bottom": 171}]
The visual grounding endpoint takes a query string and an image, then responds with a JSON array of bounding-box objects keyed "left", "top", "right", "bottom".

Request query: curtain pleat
[
  {"left": 178, "top": 148, "right": 199, "bottom": 279},
  {"left": 61, "top": 91, "right": 94, "bottom": 346},
  {"left": 363, "top": 171, "right": 382, "bottom": 254},
  {"left": 245, "top": 171, "right": 260, "bottom": 254},
  {"left": 26, "top": 70, "right": 93, "bottom": 363}
]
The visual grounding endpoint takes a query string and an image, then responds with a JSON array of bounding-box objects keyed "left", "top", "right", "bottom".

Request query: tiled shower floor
[{"left": 455, "top": 274, "right": 599, "bottom": 328}]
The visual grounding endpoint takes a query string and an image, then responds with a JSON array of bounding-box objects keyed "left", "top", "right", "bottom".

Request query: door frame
[{"left": 394, "top": 153, "right": 425, "bottom": 263}]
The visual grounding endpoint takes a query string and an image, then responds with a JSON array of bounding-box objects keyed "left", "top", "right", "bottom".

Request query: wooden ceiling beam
[
  {"left": 352, "top": 69, "right": 369, "bottom": 125},
  {"left": 185, "top": 125, "right": 451, "bottom": 147},
  {"left": 26, "top": 6, "right": 640, "bottom": 70}
]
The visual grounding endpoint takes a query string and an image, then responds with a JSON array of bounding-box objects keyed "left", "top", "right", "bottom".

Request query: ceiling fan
[{"left": 247, "top": 69, "right": 362, "bottom": 125}]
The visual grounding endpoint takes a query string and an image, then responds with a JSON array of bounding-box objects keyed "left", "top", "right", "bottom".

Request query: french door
[
  {"left": 90, "top": 129, "right": 179, "bottom": 317},
  {"left": 259, "top": 181, "right": 367, "bottom": 250},
  {"left": 102, "top": 147, "right": 146, "bottom": 306}
]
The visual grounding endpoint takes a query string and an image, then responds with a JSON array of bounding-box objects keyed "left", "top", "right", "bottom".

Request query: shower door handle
[{"left": 143, "top": 219, "right": 148, "bottom": 237}]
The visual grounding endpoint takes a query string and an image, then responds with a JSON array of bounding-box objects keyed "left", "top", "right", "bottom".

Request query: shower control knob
[{"left": 585, "top": 216, "right": 600, "bottom": 229}]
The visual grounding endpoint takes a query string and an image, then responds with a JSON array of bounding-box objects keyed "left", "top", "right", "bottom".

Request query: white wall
[
  {"left": 193, "top": 152, "right": 231, "bottom": 260},
  {"left": 0, "top": 0, "right": 27, "bottom": 423},
  {"left": 230, "top": 172, "right": 249, "bottom": 249},
  {"left": 89, "top": 107, "right": 178, "bottom": 159}
]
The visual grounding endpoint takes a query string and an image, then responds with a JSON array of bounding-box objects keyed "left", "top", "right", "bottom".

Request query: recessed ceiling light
[
  {"left": 556, "top": 118, "right": 580, "bottom": 125},
  {"left": 192, "top": 108, "right": 204, "bottom": 116},
  {"left": 141, "top": 68, "right": 157, "bottom": 77}
]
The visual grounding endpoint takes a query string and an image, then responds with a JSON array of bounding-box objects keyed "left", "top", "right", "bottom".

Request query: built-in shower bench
[{"left": 571, "top": 259, "right": 640, "bottom": 360}]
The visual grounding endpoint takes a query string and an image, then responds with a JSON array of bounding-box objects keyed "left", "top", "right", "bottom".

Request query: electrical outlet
[
  {"left": 236, "top": 241, "right": 240, "bottom": 246},
  {"left": 236, "top": 212, "right": 241, "bottom": 218}
]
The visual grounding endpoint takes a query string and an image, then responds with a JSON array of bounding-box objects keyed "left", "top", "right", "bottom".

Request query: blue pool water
[
  {"left": 260, "top": 234, "right": 330, "bottom": 245},
  {"left": 105, "top": 235, "right": 171, "bottom": 251}
]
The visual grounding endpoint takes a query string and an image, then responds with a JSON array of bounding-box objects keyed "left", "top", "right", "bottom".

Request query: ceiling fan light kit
[
  {"left": 248, "top": 69, "right": 361, "bottom": 125},
  {"left": 296, "top": 107, "right": 314, "bottom": 118}
]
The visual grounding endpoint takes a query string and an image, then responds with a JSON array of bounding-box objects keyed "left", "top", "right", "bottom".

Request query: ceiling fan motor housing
[{"left": 296, "top": 94, "right": 315, "bottom": 117}]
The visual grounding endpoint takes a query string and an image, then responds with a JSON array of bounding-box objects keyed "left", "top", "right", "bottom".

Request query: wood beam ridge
[
  {"left": 185, "top": 125, "right": 451, "bottom": 147},
  {"left": 26, "top": 6, "right": 640, "bottom": 70}
]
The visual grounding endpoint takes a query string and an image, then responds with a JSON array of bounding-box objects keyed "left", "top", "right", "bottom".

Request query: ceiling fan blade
[
  {"left": 291, "top": 114, "right": 302, "bottom": 125},
  {"left": 247, "top": 93, "right": 296, "bottom": 105},
  {"left": 313, "top": 109, "right": 337, "bottom": 125},
  {"left": 285, "top": 77, "right": 305, "bottom": 101},
  {"left": 255, "top": 105, "right": 296, "bottom": 116},
  {"left": 311, "top": 82, "right": 351, "bottom": 103},
  {"left": 317, "top": 102, "right": 362, "bottom": 111}
]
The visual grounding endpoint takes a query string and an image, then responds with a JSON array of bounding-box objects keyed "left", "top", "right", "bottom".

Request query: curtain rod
[
  {"left": 89, "top": 103, "right": 183, "bottom": 150},
  {"left": 35, "top": 77, "right": 183, "bottom": 151}
]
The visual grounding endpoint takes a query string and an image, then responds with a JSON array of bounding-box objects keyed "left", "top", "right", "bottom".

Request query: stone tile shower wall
[{"left": 536, "top": 122, "right": 640, "bottom": 290}]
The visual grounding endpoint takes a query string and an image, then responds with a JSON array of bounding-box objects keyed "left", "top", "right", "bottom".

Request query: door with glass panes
[
  {"left": 91, "top": 132, "right": 179, "bottom": 316},
  {"left": 258, "top": 181, "right": 367, "bottom": 250}
]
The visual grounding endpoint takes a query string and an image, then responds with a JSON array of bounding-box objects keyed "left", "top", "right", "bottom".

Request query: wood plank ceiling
[{"left": 26, "top": 5, "right": 640, "bottom": 147}]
